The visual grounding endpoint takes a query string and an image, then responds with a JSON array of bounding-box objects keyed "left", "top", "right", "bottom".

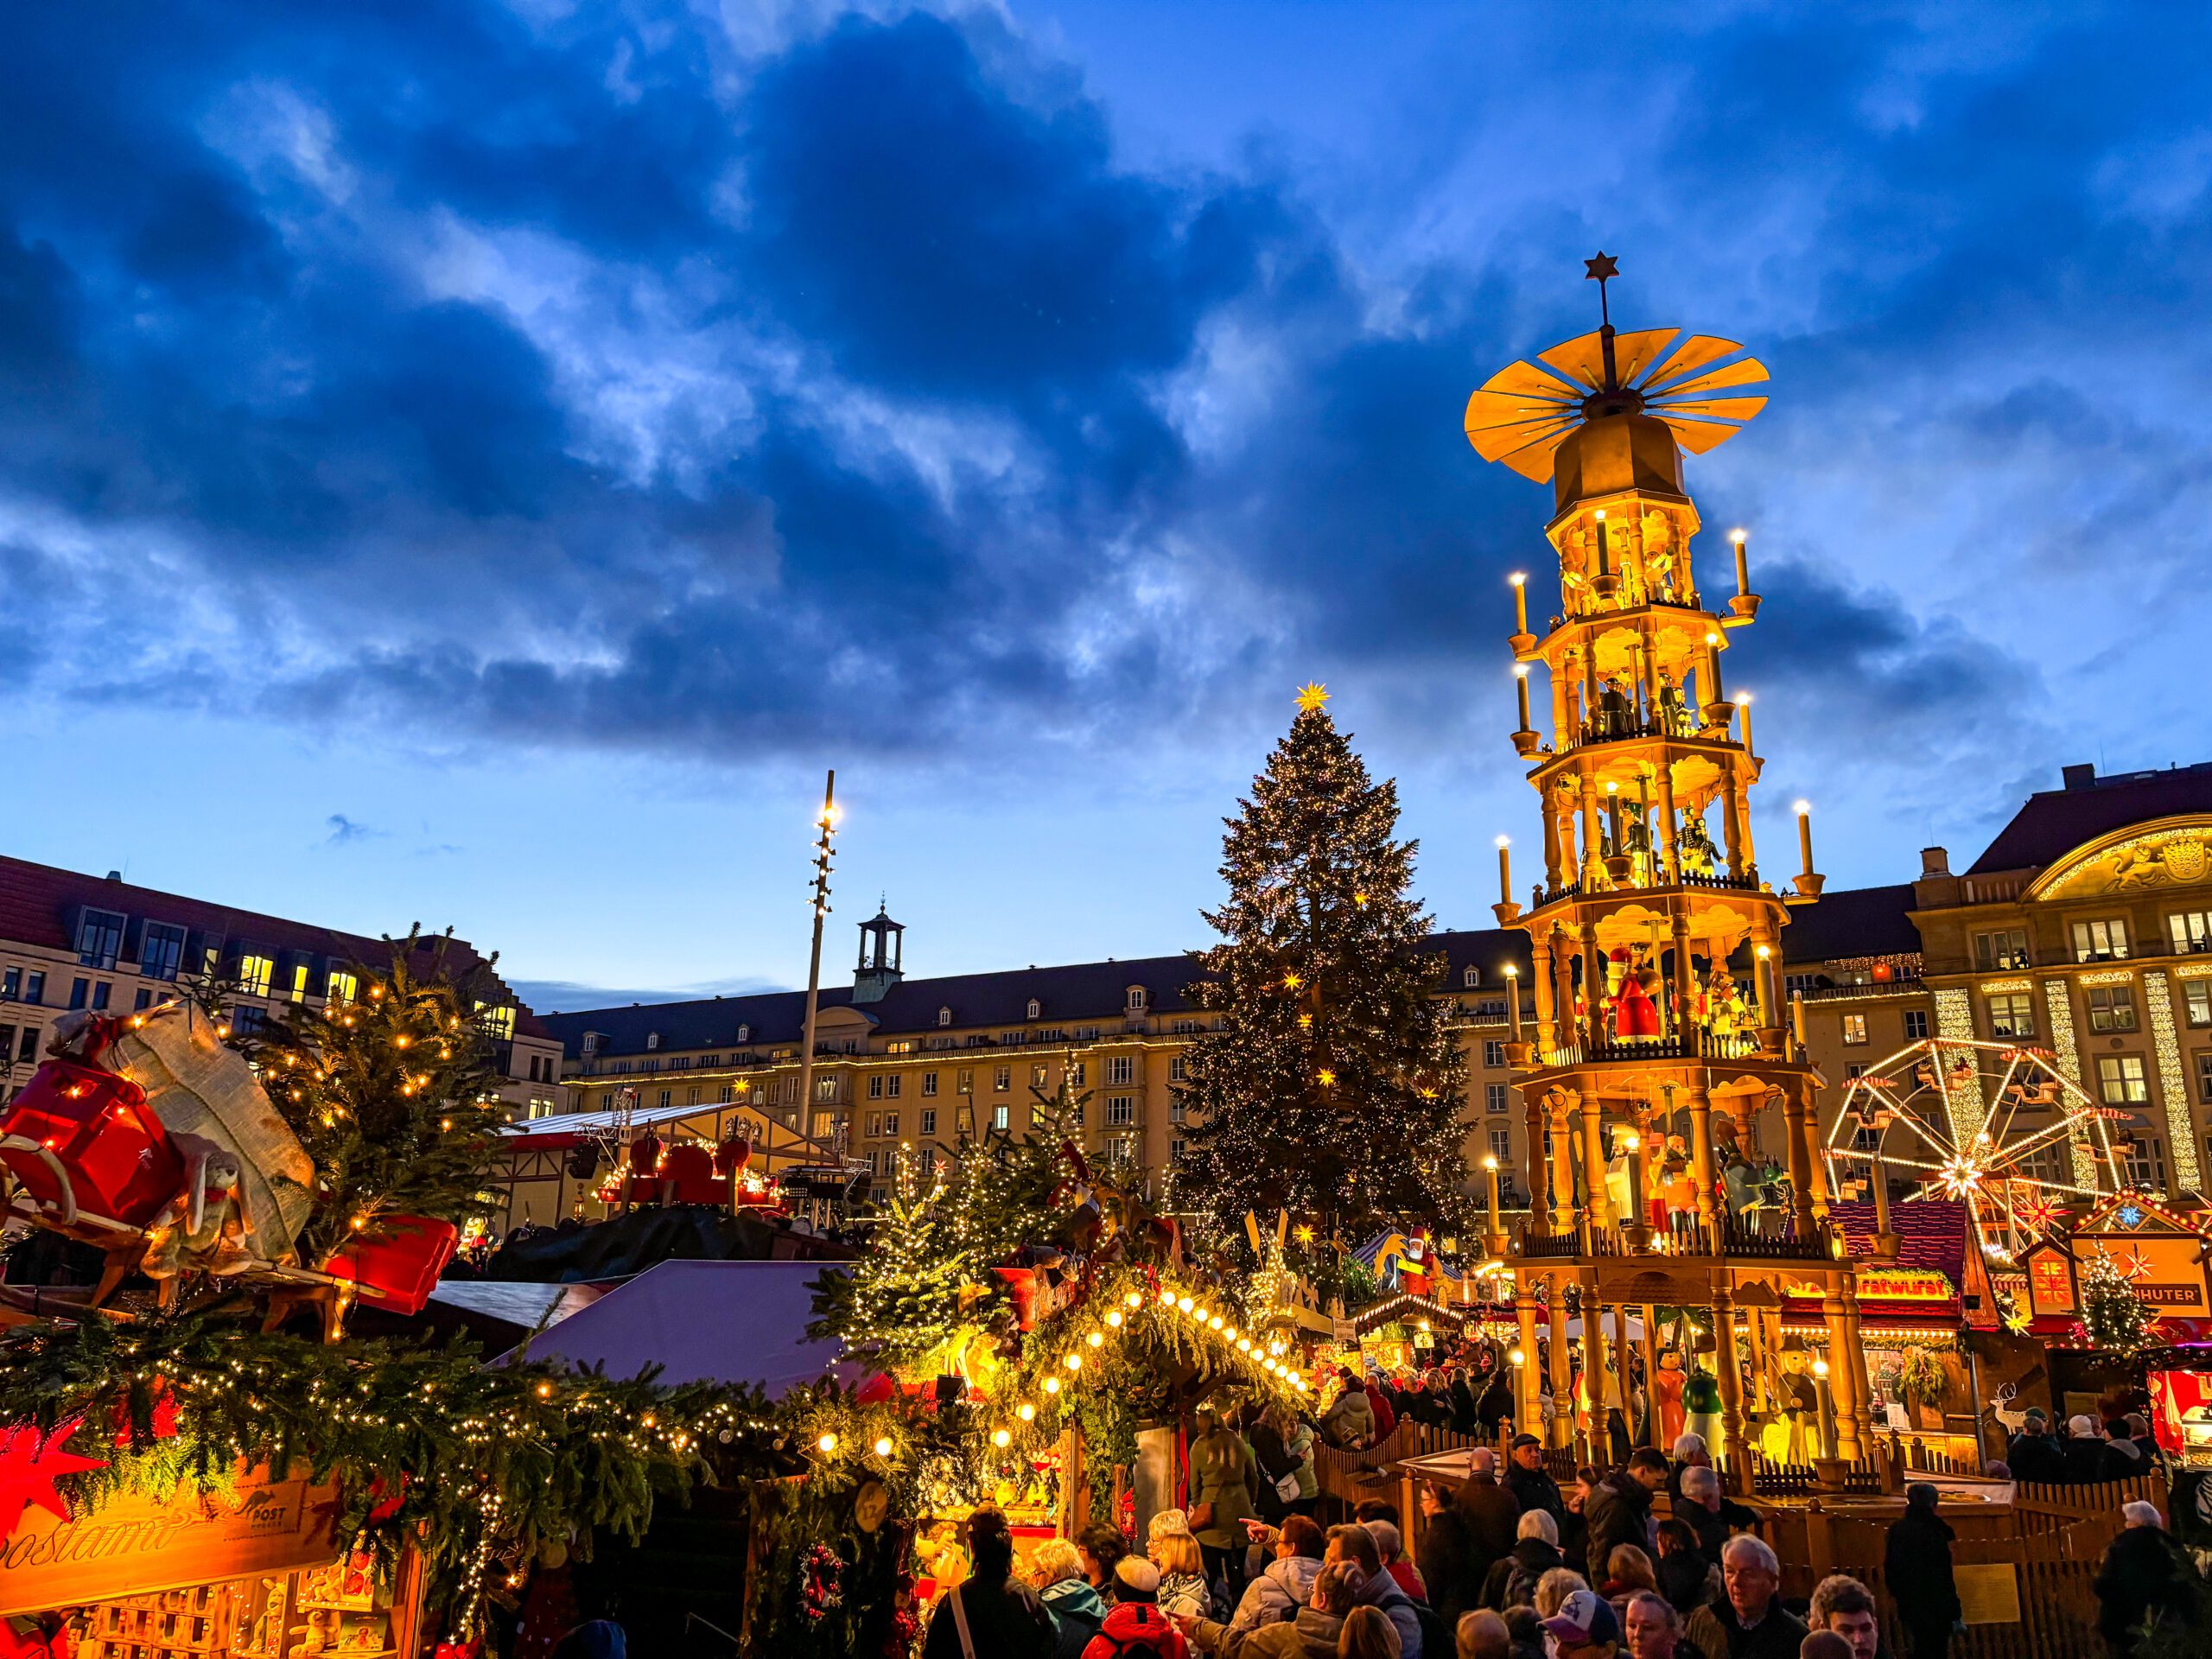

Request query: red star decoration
[{"left": 0, "top": 1420, "right": 105, "bottom": 1542}]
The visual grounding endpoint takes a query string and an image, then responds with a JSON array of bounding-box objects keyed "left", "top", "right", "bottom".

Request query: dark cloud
[
  {"left": 321, "top": 814, "right": 383, "bottom": 846},
  {"left": 0, "top": 0, "right": 2199, "bottom": 869}
]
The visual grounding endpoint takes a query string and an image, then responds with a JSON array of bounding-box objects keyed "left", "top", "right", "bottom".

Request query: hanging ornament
[{"left": 0, "top": 1421, "right": 106, "bottom": 1542}]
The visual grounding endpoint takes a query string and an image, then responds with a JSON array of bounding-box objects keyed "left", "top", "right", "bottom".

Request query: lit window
[
  {"left": 2072, "top": 919, "right": 2129, "bottom": 963},
  {"left": 811, "top": 1112, "right": 836, "bottom": 1138},
  {"left": 815, "top": 1076, "right": 838, "bottom": 1103},
  {"left": 993, "top": 1066, "right": 1011, "bottom": 1092},
  {"left": 1486, "top": 1083, "right": 1510, "bottom": 1114},
  {"left": 1031, "top": 1064, "right": 1046, "bottom": 1087},
  {"left": 288, "top": 963, "right": 310, "bottom": 1004},
  {"left": 1841, "top": 1014, "right": 1868, "bottom": 1046},
  {"left": 957, "top": 1069, "right": 974, "bottom": 1095},
  {"left": 2088, "top": 985, "right": 2137, "bottom": 1033},
  {"left": 1974, "top": 929, "right": 2030, "bottom": 971},
  {"left": 2097, "top": 1055, "right": 2149, "bottom": 1104},
  {"left": 237, "top": 955, "right": 275, "bottom": 998},
  {"left": 2196, "top": 1053, "right": 2212, "bottom": 1104},
  {"left": 992, "top": 1103, "right": 1009, "bottom": 1131},
  {"left": 1987, "top": 994, "right": 2035, "bottom": 1040},
  {"left": 2187, "top": 982, "right": 2212, "bottom": 1029},
  {"left": 327, "top": 969, "right": 359, "bottom": 1004},
  {"left": 2171, "top": 912, "right": 2212, "bottom": 954},
  {"left": 2121, "top": 1135, "right": 2167, "bottom": 1192}
]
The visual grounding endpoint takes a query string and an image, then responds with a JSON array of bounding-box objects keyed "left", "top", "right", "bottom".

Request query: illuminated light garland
[
  {"left": 2039, "top": 979, "right": 2098, "bottom": 1186},
  {"left": 2139, "top": 969, "right": 2202, "bottom": 1192}
]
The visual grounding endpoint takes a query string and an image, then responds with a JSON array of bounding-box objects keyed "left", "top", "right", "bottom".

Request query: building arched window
[
  {"left": 645, "top": 1032, "right": 661, "bottom": 1051},
  {"left": 938, "top": 1006, "right": 953, "bottom": 1027},
  {"left": 1126, "top": 986, "right": 1147, "bottom": 1012},
  {"left": 736, "top": 1023, "right": 751, "bottom": 1044},
  {"left": 1027, "top": 998, "right": 1041, "bottom": 1020},
  {"left": 1463, "top": 967, "right": 1480, "bottom": 989}
]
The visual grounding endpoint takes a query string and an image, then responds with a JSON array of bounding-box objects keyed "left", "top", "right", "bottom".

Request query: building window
[
  {"left": 0, "top": 969, "right": 16, "bottom": 1001},
  {"left": 2088, "top": 985, "right": 2138, "bottom": 1033},
  {"left": 938, "top": 1006, "right": 953, "bottom": 1027},
  {"left": 1031, "top": 1064, "right": 1047, "bottom": 1089},
  {"left": 1171, "top": 1138, "right": 1186, "bottom": 1160},
  {"left": 139, "top": 922, "right": 187, "bottom": 982},
  {"left": 1169, "top": 1098, "right": 1187, "bottom": 1123},
  {"left": 685, "top": 1086, "right": 701, "bottom": 1106},
  {"left": 327, "top": 969, "right": 359, "bottom": 1004},
  {"left": 656, "top": 1088, "right": 671, "bottom": 1109},
  {"left": 134, "top": 988, "right": 153, "bottom": 1011},
  {"left": 645, "top": 1031, "right": 660, "bottom": 1051},
  {"left": 1986, "top": 993, "right": 2035, "bottom": 1040},
  {"left": 236, "top": 955, "right": 274, "bottom": 997},
  {"left": 1973, "top": 929, "right": 2031, "bottom": 971},
  {"left": 1107, "top": 1095, "right": 1135, "bottom": 1126},
  {"left": 815, "top": 1076, "right": 838, "bottom": 1103},
  {"left": 68, "top": 978, "right": 89, "bottom": 1011},
  {"left": 74, "top": 907, "right": 125, "bottom": 970},
  {"left": 2072, "top": 918, "right": 2129, "bottom": 963},
  {"left": 880, "top": 1113, "right": 899, "bottom": 1139},
  {"left": 868, "top": 1076, "right": 884, "bottom": 1099},
  {"left": 2122, "top": 1135, "right": 2167, "bottom": 1192},
  {"left": 1126, "top": 987, "right": 1147, "bottom": 1012},
  {"left": 716, "top": 1084, "right": 733, "bottom": 1103},
  {"left": 2187, "top": 982, "right": 2212, "bottom": 1029},
  {"left": 1485, "top": 1083, "right": 1510, "bottom": 1114},
  {"left": 22, "top": 973, "right": 41, "bottom": 1006},
  {"left": 91, "top": 982, "right": 111, "bottom": 1011},
  {"left": 957, "top": 1069, "right": 974, "bottom": 1095},
  {"left": 2170, "top": 912, "right": 2212, "bottom": 954},
  {"left": 1067, "top": 1100, "right": 1085, "bottom": 1128},
  {"left": 922, "top": 1071, "right": 938, "bottom": 1096},
  {"left": 1902, "top": 1008, "right": 1929, "bottom": 1040},
  {"left": 1168, "top": 1056, "right": 1185, "bottom": 1083},
  {"left": 1068, "top": 1062, "right": 1087, "bottom": 1087},
  {"left": 1483, "top": 1039, "right": 1506, "bottom": 1069},
  {"left": 2196, "top": 1053, "right": 2212, "bottom": 1103},
  {"left": 286, "top": 963, "right": 309, "bottom": 1003},
  {"left": 876, "top": 1072, "right": 896, "bottom": 1098},
  {"left": 919, "top": 1108, "right": 938, "bottom": 1136},
  {"left": 1840, "top": 1014, "right": 1868, "bottom": 1046},
  {"left": 1107, "top": 1056, "right": 1135, "bottom": 1086},
  {"left": 993, "top": 1065, "right": 1011, "bottom": 1092},
  {"left": 992, "top": 1103, "right": 1010, "bottom": 1131},
  {"left": 2097, "top": 1055, "right": 2150, "bottom": 1104},
  {"left": 1027, "top": 998, "right": 1041, "bottom": 1020},
  {"left": 16, "top": 1026, "right": 34, "bottom": 1061},
  {"left": 811, "top": 1112, "right": 836, "bottom": 1139}
]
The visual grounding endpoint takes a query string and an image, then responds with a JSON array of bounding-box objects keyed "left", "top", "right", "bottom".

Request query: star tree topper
[{"left": 1295, "top": 682, "right": 1331, "bottom": 714}]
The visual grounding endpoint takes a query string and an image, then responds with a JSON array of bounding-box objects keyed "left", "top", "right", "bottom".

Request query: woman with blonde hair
[
  {"left": 1028, "top": 1537, "right": 1107, "bottom": 1659},
  {"left": 1338, "top": 1604, "right": 1403, "bottom": 1659},
  {"left": 1534, "top": 1567, "right": 1591, "bottom": 1619},
  {"left": 1147, "top": 1510, "right": 1211, "bottom": 1618}
]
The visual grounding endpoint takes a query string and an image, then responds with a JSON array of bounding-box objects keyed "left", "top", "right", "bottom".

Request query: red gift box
[
  {"left": 0, "top": 1058, "right": 185, "bottom": 1230},
  {"left": 325, "top": 1215, "right": 458, "bottom": 1314}
]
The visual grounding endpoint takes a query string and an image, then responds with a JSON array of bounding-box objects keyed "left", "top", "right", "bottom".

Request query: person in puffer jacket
[
  {"left": 1481, "top": 1510, "right": 1564, "bottom": 1611},
  {"left": 1223, "top": 1516, "right": 1326, "bottom": 1632},
  {"left": 1082, "top": 1559, "right": 1191, "bottom": 1659}
]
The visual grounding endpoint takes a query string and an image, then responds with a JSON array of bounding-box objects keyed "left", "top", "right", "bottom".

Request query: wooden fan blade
[
  {"left": 1498, "top": 436, "right": 1565, "bottom": 481},
  {"left": 1465, "top": 388, "right": 1577, "bottom": 433},
  {"left": 1471, "top": 414, "right": 1576, "bottom": 463},
  {"left": 1657, "top": 416, "right": 1746, "bottom": 455},
  {"left": 1640, "top": 334, "right": 1743, "bottom": 391},
  {"left": 1481, "top": 359, "right": 1581, "bottom": 400},
  {"left": 1647, "top": 357, "right": 1770, "bottom": 400},
  {"left": 1610, "top": 327, "right": 1680, "bottom": 387},
  {"left": 1649, "top": 395, "right": 1768, "bottom": 422},
  {"left": 1536, "top": 328, "right": 1611, "bottom": 391}
]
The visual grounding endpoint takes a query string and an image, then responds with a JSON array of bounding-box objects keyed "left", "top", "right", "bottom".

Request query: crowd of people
[
  {"left": 1999, "top": 1408, "right": 2161, "bottom": 1484},
  {"left": 918, "top": 1372, "right": 2196, "bottom": 1659}
]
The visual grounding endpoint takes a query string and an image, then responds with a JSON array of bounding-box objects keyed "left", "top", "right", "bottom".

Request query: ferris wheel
[{"left": 1823, "top": 1037, "right": 2133, "bottom": 1262}]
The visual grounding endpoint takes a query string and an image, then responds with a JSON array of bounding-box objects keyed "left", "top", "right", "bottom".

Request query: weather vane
[{"left": 1584, "top": 251, "right": 1619, "bottom": 327}]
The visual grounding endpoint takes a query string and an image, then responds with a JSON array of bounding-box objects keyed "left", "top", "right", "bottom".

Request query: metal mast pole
[{"left": 797, "top": 771, "right": 837, "bottom": 1202}]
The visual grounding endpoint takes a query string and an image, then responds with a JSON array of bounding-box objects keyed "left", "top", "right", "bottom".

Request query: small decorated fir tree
[
  {"left": 1178, "top": 687, "right": 1469, "bottom": 1251},
  {"left": 2080, "top": 1248, "right": 2152, "bottom": 1357}
]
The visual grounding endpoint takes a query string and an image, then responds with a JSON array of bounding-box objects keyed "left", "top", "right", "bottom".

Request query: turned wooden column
[
  {"left": 1713, "top": 1282, "right": 1751, "bottom": 1491},
  {"left": 1531, "top": 933, "right": 1559, "bottom": 1055},
  {"left": 1548, "top": 1094, "right": 1580, "bottom": 1233},
  {"left": 1524, "top": 1087, "right": 1554, "bottom": 1237},
  {"left": 1656, "top": 762, "right": 1681, "bottom": 885},
  {"left": 1822, "top": 1285, "right": 1862, "bottom": 1460},
  {"left": 1580, "top": 1090, "right": 1612, "bottom": 1229},
  {"left": 1688, "top": 1081, "right": 1718, "bottom": 1224},
  {"left": 1580, "top": 925, "right": 1604, "bottom": 1049},
  {"left": 1517, "top": 1293, "right": 1541, "bottom": 1431},
  {"left": 1547, "top": 1279, "right": 1573, "bottom": 1449},
  {"left": 1782, "top": 1082, "right": 1818, "bottom": 1236}
]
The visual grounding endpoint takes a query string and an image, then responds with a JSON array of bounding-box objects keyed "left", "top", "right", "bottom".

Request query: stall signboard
[
  {"left": 0, "top": 1465, "right": 340, "bottom": 1617},
  {"left": 2069, "top": 1236, "right": 2212, "bottom": 1315}
]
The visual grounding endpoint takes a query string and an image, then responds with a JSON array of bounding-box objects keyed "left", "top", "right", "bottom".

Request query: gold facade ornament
[{"left": 2026, "top": 817, "right": 2212, "bottom": 900}]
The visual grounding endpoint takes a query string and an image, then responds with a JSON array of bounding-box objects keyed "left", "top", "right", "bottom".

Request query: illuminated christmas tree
[
  {"left": 2079, "top": 1248, "right": 2152, "bottom": 1357},
  {"left": 1178, "top": 686, "right": 1469, "bottom": 1250}
]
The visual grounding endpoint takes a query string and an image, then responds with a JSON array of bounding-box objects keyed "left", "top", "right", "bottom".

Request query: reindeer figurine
[{"left": 1984, "top": 1379, "right": 2030, "bottom": 1439}]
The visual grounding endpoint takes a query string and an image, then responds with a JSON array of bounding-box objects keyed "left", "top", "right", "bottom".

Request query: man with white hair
[
  {"left": 1676, "top": 1463, "right": 1758, "bottom": 1567},
  {"left": 1665, "top": 1432, "right": 1710, "bottom": 1507},
  {"left": 2095, "top": 1499, "right": 2188, "bottom": 1658},
  {"left": 1684, "top": 1535, "right": 1804, "bottom": 1659},
  {"left": 2062, "top": 1412, "right": 2108, "bottom": 1484},
  {"left": 1480, "top": 1507, "right": 1564, "bottom": 1611}
]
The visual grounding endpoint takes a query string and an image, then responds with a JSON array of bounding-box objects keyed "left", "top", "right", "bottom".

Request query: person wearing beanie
[{"left": 1083, "top": 1558, "right": 1192, "bottom": 1659}]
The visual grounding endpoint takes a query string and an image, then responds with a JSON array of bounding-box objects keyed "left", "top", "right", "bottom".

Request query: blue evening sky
[{"left": 0, "top": 3, "right": 2202, "bottom": 1010}]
